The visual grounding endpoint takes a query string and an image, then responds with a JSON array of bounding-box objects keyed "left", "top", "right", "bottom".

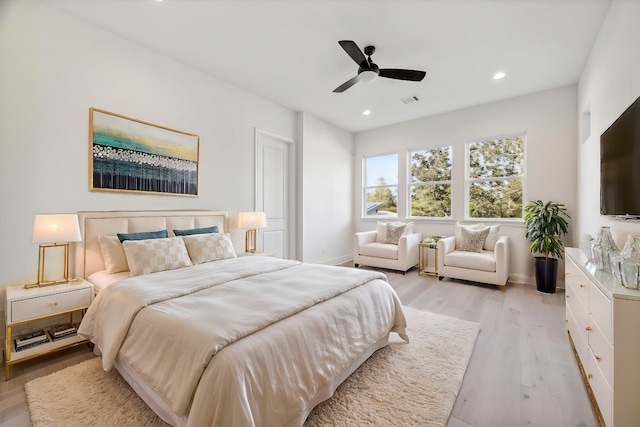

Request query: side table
[{"left": 419, "top": 241, "right": 439, "bottom": 276}]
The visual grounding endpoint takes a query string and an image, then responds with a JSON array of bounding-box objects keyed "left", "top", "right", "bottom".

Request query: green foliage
[
  {"left": 410, "top": 147, "right": 452, "bottom": 217},
  {"left": 468, "top": 136, "right": 525, "bottom": 218},
  {"left": 523, "top": 200, "right": 570, "bottom": 260},
  {"left": 367, "top": 177, "right": 397, "bottom": 213}
]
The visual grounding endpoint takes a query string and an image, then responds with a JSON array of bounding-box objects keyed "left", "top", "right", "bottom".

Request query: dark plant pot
[{"left": 535, "top": 257, "right": 558, "bottom": 294}]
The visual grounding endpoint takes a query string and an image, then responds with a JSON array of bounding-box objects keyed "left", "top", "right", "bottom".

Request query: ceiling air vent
[{"left": 401, "top": 95, "right": 420, "bottom": 104}]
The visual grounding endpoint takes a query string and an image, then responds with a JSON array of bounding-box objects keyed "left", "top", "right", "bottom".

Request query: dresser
[{"left": 565, "top": 248, "right": 640, "bottom": 427}]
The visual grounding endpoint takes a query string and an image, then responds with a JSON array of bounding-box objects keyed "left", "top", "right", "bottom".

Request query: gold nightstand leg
[{"left": 5, "top": 325, "right": 12, "bottom": 381}]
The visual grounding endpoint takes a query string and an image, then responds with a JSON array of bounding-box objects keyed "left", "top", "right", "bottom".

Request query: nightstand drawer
[{"left": 10, "top": 287, "right": 92, "bottom": 323}]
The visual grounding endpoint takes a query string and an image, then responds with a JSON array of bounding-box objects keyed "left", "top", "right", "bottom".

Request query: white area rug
[{"left": 25, "top": 307, "right": 479, "bottom": 427}]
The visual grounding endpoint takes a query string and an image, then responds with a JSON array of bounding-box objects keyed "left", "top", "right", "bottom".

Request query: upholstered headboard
[{"left": 75, "top": 210, "right": 229, "bottom": 279}]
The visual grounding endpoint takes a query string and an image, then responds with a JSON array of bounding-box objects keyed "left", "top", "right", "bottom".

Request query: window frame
[
  {"left": 362, "top": 152, "right": 399, "bottom": 219},
  {"left": 464, "top": 132, "right": 527, "bottom": 221},
  {"left": 407, "top": 145, "right": 453, "bottom": 219}
]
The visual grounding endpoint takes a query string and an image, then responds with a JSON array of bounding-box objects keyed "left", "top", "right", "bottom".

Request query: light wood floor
[{"left": 0, "top": 266, "right": 598, "bottom": 427}]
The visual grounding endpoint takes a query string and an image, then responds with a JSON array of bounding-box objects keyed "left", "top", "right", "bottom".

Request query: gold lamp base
[{"left": 25, "top": 242, "right": 71, "bottom": 289}]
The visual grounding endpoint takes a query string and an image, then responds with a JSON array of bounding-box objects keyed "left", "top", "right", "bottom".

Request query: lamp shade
[
  {"left": 32, "top": 214, "right": 82, "bottom": 244},
  {"left": 238, "top": 212, "right": 267, "bottom": 229}
]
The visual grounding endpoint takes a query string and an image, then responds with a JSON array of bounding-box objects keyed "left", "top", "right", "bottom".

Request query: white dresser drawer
[
  {"left": 588, "top": 316, "right": 613, "bottom": 387},
  {"left": 590, "top": 283, "right": 613, "bottom": 344},
  {"left": 566, "top": 264, "right": 590, "bottom": 307},
  {"left": 588, "top": 349, "right": 612, "bottom": 427},
  {"left": 566, "top": 290, "right": 589, "bottom": 346},
  {"left": 567, "top": 303, "right": 589, "bottom": 364},
  {"left": 10, "top": 287, "right": 92, "bottom": 323}
]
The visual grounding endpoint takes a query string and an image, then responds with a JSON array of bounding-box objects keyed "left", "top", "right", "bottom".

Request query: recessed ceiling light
[
  {"left": 493, "top": 72, "right": 506, "bottom": 80},
  {"left": 363, "top": 110, "right": 371, "bottom": 116}
]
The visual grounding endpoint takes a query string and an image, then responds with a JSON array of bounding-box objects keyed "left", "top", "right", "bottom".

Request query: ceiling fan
[{"left": 333, "top": 40, "right": 426, "bottom": 93}]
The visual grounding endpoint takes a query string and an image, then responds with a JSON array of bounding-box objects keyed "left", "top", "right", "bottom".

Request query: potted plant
[{"left": 524, "top": 200, "right": 570, "bottom": 293}]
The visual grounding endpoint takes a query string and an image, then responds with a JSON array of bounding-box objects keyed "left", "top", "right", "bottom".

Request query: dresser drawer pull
[
  {"left": 588, "top": 373, "right": 593, "bottom": 380},
  {"left": 566, "top": 295, "right": 570, "bottom": 298},
  {"left": 596, "top": 356, "right": 602, "bottom": 362},
  {"left": 580, "top": 284, "right": 586, "bottom": 288},
  {"left": 586, "top": 326, "right": 593, "bottom": 331},
  {"left": 52, "top": 301, "right": 58, "bottom": 306}
]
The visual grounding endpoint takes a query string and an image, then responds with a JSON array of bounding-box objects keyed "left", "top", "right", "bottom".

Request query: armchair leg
[
  {"left": 438, "top": 276, "right": 444, "bottom": 281},
  {"left": 354, "top": 263, "right": 359, "bottom": 268},
  {"left": 498, "top": 284, "right": 506, "bottom": 292}
]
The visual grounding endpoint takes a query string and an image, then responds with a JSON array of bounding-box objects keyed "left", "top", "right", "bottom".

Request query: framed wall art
[{"left": 89, "top": 108, "right": 199, "bottom": 196}]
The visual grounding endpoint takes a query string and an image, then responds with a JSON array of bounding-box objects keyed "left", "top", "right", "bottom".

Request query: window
[
  {"left": 409, "top": 146, "right": 452, "bottom": 217},
  {"left": 364, "top": 154, "right": 398, "bottom": 217},
  {"left": 467, "top": 134, "right": 525, "bottom": 219}
]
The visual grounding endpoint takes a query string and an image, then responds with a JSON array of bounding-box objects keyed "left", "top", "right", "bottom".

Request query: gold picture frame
[{"left": 89, "top": 108, "right": 200, "bottom": 196}]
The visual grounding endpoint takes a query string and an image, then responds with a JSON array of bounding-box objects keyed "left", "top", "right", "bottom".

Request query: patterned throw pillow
[
  {"left": 122, "top": 236, "right": 193, "bottom": 277},
  {"left": 181, "top": 233, "right": 237, "bottom": 264},
  {"left": 458, "top": 227, "right": 490, "bottom": 253},
  {"left": 384, "top": 223, "right": 407, "bottom": 245}
]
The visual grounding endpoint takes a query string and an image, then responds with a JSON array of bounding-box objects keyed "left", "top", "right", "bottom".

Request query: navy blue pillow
[
  {"left": 173, "top": 225, "right": 219, "bottom": 236},
  {"left": 117, "top": 229, "right": 168, "bottom": 243}
]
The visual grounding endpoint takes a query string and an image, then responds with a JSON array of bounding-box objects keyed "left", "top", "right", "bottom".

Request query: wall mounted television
[{"left": 600, "top": 95, "right": 640, "bottom": 218}]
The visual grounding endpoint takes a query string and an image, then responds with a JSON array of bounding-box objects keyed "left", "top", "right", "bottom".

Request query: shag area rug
[{"left": 25, "top": 307, "right": 479, "bottom": 427}]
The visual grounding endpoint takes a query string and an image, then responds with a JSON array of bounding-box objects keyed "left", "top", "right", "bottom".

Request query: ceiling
[{"left": 40, "top": 0, "right": 612, "bottom": 133}]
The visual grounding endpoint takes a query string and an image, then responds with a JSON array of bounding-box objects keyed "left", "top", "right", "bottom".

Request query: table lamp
[
  {"left": 238, "top": 212, "right": 267, "bottom": 253},
  {"left": 30, "top": 213, "right": 82, "bottom": 287}
]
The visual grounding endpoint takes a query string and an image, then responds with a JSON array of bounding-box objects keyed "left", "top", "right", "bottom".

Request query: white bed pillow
[
  {"left": 181, "top": 233, "right": 237, "bottom": 264},
  {"left": 98, "top": 235, "right": 129, "bottom": 274},
  {"left": 122, "top": 236, "right": 193, "bottom": 277}
]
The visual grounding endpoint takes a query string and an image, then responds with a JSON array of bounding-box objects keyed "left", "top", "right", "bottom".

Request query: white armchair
[
  {"left": 436, "top": 228, "right": 509, "bottom": 291},
  {"left": 354, "top": 224, "right": 422, "bottom": 274}
]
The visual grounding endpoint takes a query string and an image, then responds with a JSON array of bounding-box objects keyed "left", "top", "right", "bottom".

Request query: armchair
[
  {"left": 437, "top": 227, "right": 509, "bottom": 291},
  {"left": 354, "top": 223, "right": 422, "bottom": 274}
]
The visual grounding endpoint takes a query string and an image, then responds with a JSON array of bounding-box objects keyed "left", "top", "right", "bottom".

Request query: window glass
[
  {"left": 467, "top": 135, "right": 525, "bottom": 218},
  {"left": 409, "top": 147, "right": 452, "bottom": 217},
  {"left": 364, "top": 154, "right": 398, "bottom": 217}
]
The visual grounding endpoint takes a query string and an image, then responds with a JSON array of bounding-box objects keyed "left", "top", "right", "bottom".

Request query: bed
[{"left": 74, "top": 210, "right": 408, "bottom": 427}]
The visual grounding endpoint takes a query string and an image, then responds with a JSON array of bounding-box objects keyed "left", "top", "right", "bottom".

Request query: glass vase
[
  {"left": 621, "top": 235, "right": 640, "bottom": 289},
  {"left": 592, "top": 226, "right": 620, "bottom": 273}
]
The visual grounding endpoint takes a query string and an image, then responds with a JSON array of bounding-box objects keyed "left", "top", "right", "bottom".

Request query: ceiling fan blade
[
  {"left": 379, "top": 69, "right": 426, "bottom": 81},
  {"left": 333, "top": 75, "right": 360, "bottom": 93},
  {"left": 338, "top": 40, "right": 367, "bottom": 66}
]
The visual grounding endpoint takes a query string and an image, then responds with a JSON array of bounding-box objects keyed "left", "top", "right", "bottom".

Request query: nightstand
[{"left": 5, "top": 280, "right": 93, "bottom": 380}]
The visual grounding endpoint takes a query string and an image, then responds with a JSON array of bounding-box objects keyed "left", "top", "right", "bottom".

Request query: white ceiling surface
[{"left": 40, "top": 0, "right": 611, "bottom": 133}]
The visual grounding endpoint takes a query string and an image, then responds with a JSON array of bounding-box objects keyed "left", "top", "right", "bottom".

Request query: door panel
[{"left": 256, "top": 129, "right": 292, "bottom": 259}]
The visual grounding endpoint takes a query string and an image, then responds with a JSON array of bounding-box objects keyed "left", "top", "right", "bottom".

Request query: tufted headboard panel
[{"left": 75, "top": 210, "right": 229, "bottom": 278}]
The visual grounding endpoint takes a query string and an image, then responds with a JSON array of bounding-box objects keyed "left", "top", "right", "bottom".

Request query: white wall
[
  {"left": 577, "top": 0, "right": 640, "bottom": 249},
  {"left": 298, "top": 112, "right": 354, "bottom": 264},
  {"left": 0, "top": 0, "right": 302, "bottom": 288},
  {"left": 354, "top": 86, "right": 578, "bottom": 284}
]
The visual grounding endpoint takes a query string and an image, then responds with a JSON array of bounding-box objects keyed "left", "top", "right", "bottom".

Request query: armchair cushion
[
  {"left": 444, "top": 250, "right": 496, "bottom": 272},
  {"left": 359, "top": 243, "right": 399, "bottom": 260}
]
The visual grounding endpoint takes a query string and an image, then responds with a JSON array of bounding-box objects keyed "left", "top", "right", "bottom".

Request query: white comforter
[{"left": 79, "top": 256, "right": 407, "bottom": 427}]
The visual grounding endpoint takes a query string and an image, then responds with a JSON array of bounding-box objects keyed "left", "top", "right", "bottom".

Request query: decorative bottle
[
  {"left": 592, "top": 226, "right": 620, "bottom": 273},
  {"left": 620, "top": 235, "right": 640, "bottom": 289}
]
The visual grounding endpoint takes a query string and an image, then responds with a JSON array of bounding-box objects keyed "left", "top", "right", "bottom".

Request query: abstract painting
[{"left": 89, "top": 108, "right": 199, "bottom": 196}]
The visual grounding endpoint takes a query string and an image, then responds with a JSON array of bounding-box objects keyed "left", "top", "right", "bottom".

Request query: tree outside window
[
  {"left": 410, "top": 146, "right": 452, "bottom": 217},
  {"left": 467, "top": 134, "right": 525, "bottom": 219},
  {"left": 364, "top": 154, "right": 398, "bottom": 217}
]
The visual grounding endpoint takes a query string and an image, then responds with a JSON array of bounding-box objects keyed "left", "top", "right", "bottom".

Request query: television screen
[{"left": 601, "top": 95, "right": 640, "bottom": 217}]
